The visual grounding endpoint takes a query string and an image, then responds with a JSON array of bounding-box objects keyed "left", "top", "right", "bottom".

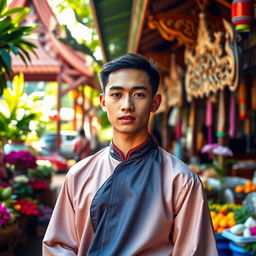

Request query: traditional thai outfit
[{"left": 43, "top": 137, "right": 217, "bottom": 256}]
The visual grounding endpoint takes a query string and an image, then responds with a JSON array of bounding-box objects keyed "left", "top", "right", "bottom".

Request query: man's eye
[
  {"left": 111, "top": 93, "right": 120, "bottom": 97},
  {"left": 134, "top": 93, "right": 145, "bottom": 98}
]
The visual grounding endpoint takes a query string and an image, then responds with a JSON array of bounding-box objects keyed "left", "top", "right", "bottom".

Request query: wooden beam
[
  {"left": 128, "top": 0, "right": 150, "bottom": 53},
  {"left": 215, "top": 0, "right": 231, "bottom": 9},
  {"left": 89, "top": 0, "right": 108, "bottom": 62},
  {"left": 60, "top": 76, "right": 88, "bottom": 96}
]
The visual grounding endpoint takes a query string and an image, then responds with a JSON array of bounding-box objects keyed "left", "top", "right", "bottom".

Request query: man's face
[{"left": 100, "top": 69, "right": 161, "bottom": 137}]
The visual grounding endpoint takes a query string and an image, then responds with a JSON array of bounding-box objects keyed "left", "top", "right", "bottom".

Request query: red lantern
[{"left": 231, "top": 0, "right": 254, "bottom": 32}]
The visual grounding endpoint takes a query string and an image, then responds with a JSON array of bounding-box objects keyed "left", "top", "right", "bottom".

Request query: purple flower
[
  {"left": 4, "top": 150, "right": 37, "bottom": 170},
  {"left": 0, "top": 182, "right": 11, "bottom": 188},
  {"left": 201, "top": 143, "right": 219, "bottom": 154},
  {"left": 0, "top": 202, "right": 11, "bottom": 227},
  {"left": 212, "top": 145, "right": 233, "bottom": 156}
]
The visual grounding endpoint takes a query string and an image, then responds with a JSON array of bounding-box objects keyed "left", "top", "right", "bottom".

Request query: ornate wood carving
[
  {"left": 184, "top": 13, "right": 240, "bottom": 101},
  {"left": 164, "top": 54, "right": 183, "bottom": 107},
  {"left": 143, "top": 51, "right": 170, "bottom": 72},
  {"left": 148, "top": 13, "right": 224, "bottom": 49}
]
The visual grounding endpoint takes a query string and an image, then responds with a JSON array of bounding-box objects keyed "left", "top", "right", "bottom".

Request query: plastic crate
[
  {"left": 216, "top": 233, "right": 232, "bottom": 256},
  {"left": 229, "top": 242, "right": 255, "bottom": 256}
]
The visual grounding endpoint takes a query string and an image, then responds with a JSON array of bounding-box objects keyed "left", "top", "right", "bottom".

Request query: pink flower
[
  {"left": 250, "top": 226, "right": 256, "bottom": 236},
  {"left": 201, "top": 143, "right": 219, "bottom": 154},
  {"left": 0, "top": 202, "right": 11, "bottom": 227},
  {"left": 212, "top": 145, "right": 233, "bottom": 156}
]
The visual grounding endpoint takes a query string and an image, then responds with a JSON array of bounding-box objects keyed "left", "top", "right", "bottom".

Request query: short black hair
[
  {"left": 100, "top": 53, "right": 160, "bottom": 95},
  {"left": 78, "top": 128, "right": 85, "bottom": 136}
]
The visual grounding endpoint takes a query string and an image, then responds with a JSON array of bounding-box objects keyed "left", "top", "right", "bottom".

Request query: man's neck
[{"left": 112, "top": 132, "right": 150, "bottom": 158}]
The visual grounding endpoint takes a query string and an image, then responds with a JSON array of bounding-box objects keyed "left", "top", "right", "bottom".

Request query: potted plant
[
  {"left": 0, "top": 74, "right": 43, "bottom": 144},
  {"left": 0, "top": 186, "right": 19, "bottom": 254}
]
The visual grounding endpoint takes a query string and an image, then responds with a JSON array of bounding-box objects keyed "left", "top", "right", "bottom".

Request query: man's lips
[{"left": 118, "top": 115, "right": 136, "bottom": 120}]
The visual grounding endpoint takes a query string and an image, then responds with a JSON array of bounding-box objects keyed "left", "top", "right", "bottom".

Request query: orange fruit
[
  {"left": 219, "top": 218, "right": 228, "bottom": 228},
  {"left": 210, "top": 211, "right": 217, "bottom": 219},
  {"left": 244, "top": 187, "right": 251, "bottom": 194},
  {"left": 235, "top": 186, "right": 244, "bottom": 193},
  {"left": 217, "top": 227, "right": 224, "bottom": 233},
  {"left": 227, "top": 212, "right": 235, "bottom": 219},
  {"left": 228, "top": 219, "right": 236, "bottom": 227},
  {"left": 245, "top": 181, "right": 253, "bottom": 187}
]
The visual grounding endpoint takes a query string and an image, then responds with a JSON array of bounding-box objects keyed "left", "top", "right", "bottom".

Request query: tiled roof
[{"left": 11, "top": 39, "right": 61, "bottom": 74}]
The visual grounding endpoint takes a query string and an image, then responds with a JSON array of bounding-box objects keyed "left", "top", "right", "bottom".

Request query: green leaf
[
  {"left": 0, "top": 73, "right": 7, "bottom": 95},
  {"left": 17, "top": 51, "right": 28, "bottom": 66},
  {"left": 0, "top": 48, "right": 11, "bottom": 68},
  {"left": 18, "top": 48, "right": 32, "bottom": 63},
  {"left": 0, "top": 16, "right": 13, "bottom": 34},
  {"left": 0, "top": 30, "right": 25, "bottom": 42},
  {"left": 12, "top": 7, "right": 30, "bottom": 25},
  {"left": 0, "top": 0, "right": 7, "bottom": 16},
  {"left": 10, "top": 44, "right": 19, "bottom": 55},
  {"left": 2, "top": 7, "right": 26, "bottom": 17},
  {"left": 234, "top": 208, "right": 253, "bottom": 224},
  {"left": 0, "top": 55, "right": 12, "bottom": 76}
]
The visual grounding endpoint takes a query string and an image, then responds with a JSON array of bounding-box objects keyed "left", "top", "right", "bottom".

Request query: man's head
[
  {"left": 100, "top": 53, "right": 160, "bottom": 95},
  {"left": 99, "top": 54, "right": 162, "bottom": 139},
  {"left": 78, "top": 128, "right": 85, "bottom": 137}
]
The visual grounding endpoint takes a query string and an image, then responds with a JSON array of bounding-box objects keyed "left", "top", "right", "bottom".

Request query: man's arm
[
  {"left": 171, "top": 175, "right": 218, "bottom": 256},
  {"left": 42, "top": 172, "right": 78, "bottom": 256}
]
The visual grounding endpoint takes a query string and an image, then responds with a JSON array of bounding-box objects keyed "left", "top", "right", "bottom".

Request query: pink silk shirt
[{"left": 43, "top": 138, "right": 218, "bottom": 256}]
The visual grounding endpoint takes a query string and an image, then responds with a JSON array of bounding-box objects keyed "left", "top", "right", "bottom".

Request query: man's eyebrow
[{"left": 108, "top": 85, "right": 148, "bottom": 91}]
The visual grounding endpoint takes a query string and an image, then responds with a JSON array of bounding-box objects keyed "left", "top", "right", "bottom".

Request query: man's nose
[{"left": 121, "top": 96, "right": 134, "bottom": 112}]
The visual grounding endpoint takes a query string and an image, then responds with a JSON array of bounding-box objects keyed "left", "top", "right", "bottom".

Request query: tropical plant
[
  {"left": 0, "top": 74, "right": 43, "bottom": 142},
  {"left": 48, "top": 0, "right": 102, "bottom": 66},
  {"left": 0, "top": 0, "right": 37, "bottom": 95}
]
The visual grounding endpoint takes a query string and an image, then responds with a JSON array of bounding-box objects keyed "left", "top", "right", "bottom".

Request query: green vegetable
[{"left": 234, "top": 208, "right": 253, "bottom": 224}]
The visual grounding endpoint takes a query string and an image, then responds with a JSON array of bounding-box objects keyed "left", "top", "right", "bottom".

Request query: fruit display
[
  {"left": 235, "top": 181, "right": 256, "bottom": 195},
  {"left": 209, "top": 203, "right": 242, "bottom": 233}
]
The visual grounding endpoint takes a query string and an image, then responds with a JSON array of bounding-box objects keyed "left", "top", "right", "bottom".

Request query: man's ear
[
  {"left": 151, "top": 94, "right": 162, "bottom": 113},
  {"left": 100, "top": 94, "right": 107, "bottom": 112}
]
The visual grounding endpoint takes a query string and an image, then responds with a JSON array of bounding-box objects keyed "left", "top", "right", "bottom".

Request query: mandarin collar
[{"left": 109, "top": 136, "right": 158, "bottom": 162}]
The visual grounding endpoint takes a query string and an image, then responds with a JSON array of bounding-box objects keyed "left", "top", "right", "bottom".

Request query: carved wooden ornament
[
  {"left": 164, "top": 54, "right": 183, "bottom": 107},
  {"left": 185, "top": 13, "right": 240, "bottom": 101}
]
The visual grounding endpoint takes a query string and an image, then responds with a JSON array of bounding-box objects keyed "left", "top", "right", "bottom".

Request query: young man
[{"left": 43, "top": 53, "right": 218, "bottom": 255}]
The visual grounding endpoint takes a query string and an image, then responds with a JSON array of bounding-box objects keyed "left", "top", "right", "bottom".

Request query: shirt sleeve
[
  {"left": 42, "top": 171, "right": 78, "bottom": 256},
  {"left": 171, "top": 175, "right": 218, "bottom": 256}
]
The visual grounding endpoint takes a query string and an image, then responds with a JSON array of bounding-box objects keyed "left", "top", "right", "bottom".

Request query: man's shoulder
[
  {"left": 158, "top": 147, "right": 197, "bottom": 180},
  {"left": 69, "top": 146, "right": 109, "bottom": 175}
]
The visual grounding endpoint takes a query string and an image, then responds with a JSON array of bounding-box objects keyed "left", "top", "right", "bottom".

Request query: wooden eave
[{"left": 89, "top": 0, "right": 133, "bottom": 62}]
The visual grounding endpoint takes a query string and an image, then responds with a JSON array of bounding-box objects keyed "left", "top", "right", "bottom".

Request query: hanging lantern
[{"left": 231, "top": 0, "right": 254, "bottom": 32}]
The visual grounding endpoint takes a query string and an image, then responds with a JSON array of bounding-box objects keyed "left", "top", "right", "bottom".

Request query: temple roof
[{"left": 10, "top": 0, "right": 97, "bottom": 88}]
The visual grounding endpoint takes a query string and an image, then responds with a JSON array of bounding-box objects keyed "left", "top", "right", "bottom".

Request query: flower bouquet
[
  {"left": 201, "top": 143, "right": 234, "bottom": 177},
  {"left": 4, "top": 150, "right": 37, "bottom": 176}
]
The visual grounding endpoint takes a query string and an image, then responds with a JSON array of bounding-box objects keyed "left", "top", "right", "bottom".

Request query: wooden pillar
[
  {"left": 73, "top": 93, "right": 77, "bottom": 131},
  {"left": 81, "top": 86, "right": 86, "bottom": 126},
  {"left": 56, "top": 74, "right": 62, "bottom": 151}
]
